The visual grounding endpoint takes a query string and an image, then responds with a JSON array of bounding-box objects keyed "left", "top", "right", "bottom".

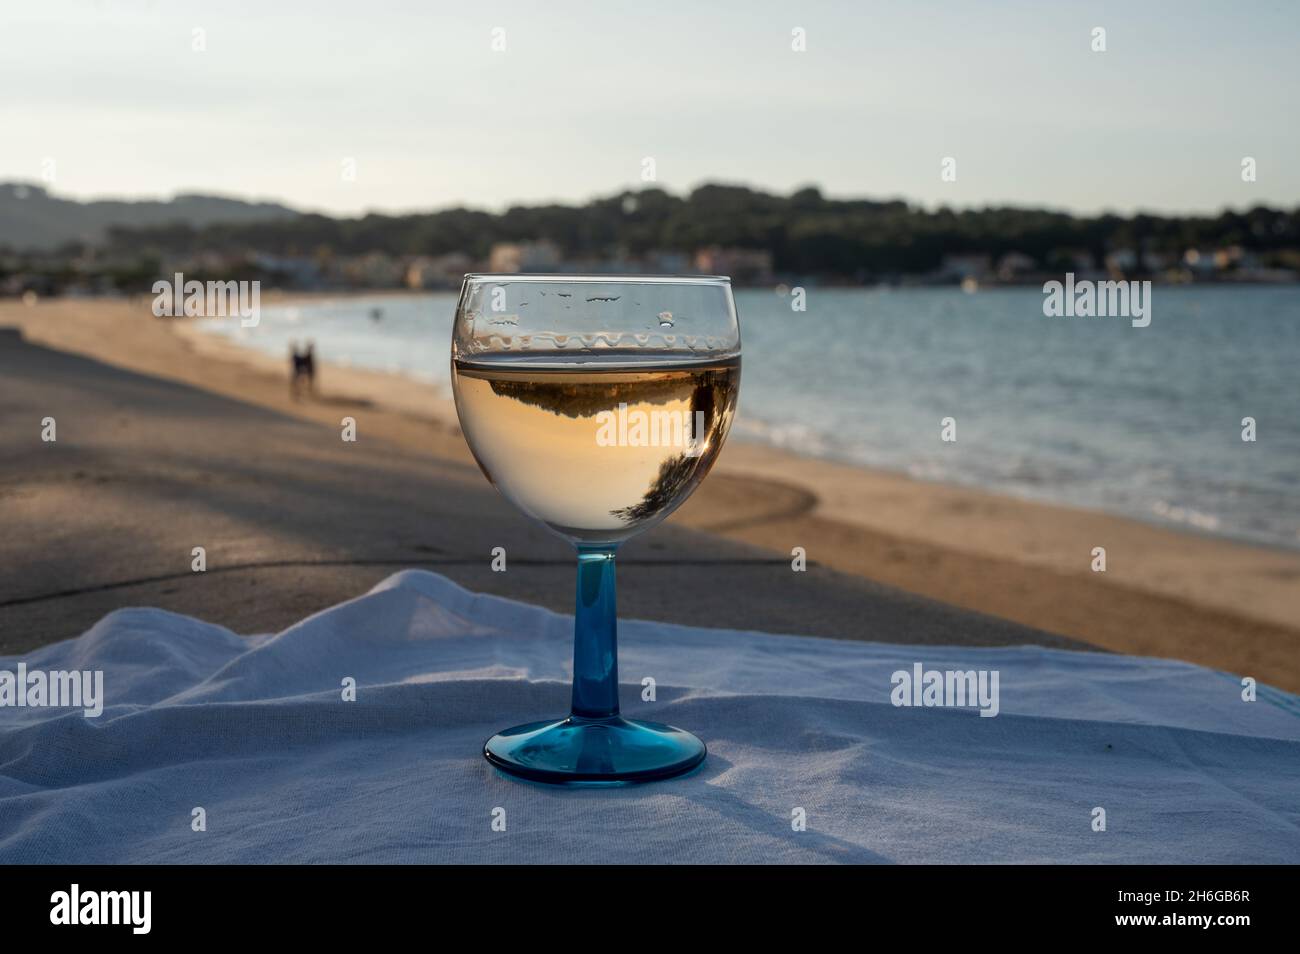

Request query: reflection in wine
[{"left": 452, "top": 352, "right": 739, "bottom": 543}]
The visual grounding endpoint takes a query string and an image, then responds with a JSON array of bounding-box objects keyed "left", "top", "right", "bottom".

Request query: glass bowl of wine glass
[{"left": 450, "top": 274, "right": 741, "bottom": 783}]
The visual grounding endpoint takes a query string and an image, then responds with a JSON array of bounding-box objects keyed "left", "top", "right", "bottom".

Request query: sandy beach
[{"left": 3, "top": 295, "right": 1298, "bottom": 691}]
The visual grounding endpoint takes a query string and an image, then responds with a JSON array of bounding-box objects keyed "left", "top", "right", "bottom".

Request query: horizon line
[{"left": 3, "top": 179, "right": 1295, "bottom": 223}]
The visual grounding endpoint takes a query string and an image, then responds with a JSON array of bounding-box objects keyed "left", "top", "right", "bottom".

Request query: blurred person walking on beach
[{"left": 289, "top": 340, "right": 316, "bottom": 400}]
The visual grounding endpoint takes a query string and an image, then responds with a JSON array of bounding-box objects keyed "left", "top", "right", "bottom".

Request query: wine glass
[{"left": 451, "top": 274, "right": 741, "bottom": 783}]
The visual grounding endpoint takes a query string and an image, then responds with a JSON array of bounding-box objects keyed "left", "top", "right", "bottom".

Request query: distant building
[
  {"left": 405, "top": 252, "right": 473, "bottom": 289},
  {"left": 642, "top": 250, "right": 691, "bottom": 274},
  {"left": 1182, "top": 249, "right": 1217, "bottom": 276},
  {"left": 251, "top": 253, "right": 324, "bottom": 288},
  {"left": 488, "top": 240, "right": 562, "bottom": 273},
  {"left": 1143, "top": 250, "right": 1173, "bottom": 271},
  {"left": 552, "top": 250, "right": 694, "bottom": 275},
  {"left": 1104, "top": 249, "right": 1139, "bottom": 275},
  {"left": 693, "top": 246, "right": 774, "bottom": 284},
  {"left": 553, "top": 254, "right": 639, "bottom": 275},
  {"left": 996, "top": 252, "right": 1037, "bottom": 281},
  {"left": 326, "top": 252, "right": 404, "bottom": 288},
  {"left": 1214, "top": 245, "right": 1260, "bottom": 271}
]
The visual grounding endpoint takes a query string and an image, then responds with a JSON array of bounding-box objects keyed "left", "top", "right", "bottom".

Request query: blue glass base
[{"left": 484, "top": 715, "right": 707, "bottom": 784}]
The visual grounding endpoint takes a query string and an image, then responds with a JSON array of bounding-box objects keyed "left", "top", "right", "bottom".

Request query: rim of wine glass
[{"left": 462, "top": 273, "right": 732, "bottom": 285}]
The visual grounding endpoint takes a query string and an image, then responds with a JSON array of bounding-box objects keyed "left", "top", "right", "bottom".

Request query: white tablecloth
[{"left": 2, "top": 570, "right": 1297, "bottom": 863}]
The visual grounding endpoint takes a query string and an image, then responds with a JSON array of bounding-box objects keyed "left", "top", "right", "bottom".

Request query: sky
[{"left": 2, "top": 0, "right": 1297, "bottom": 217}]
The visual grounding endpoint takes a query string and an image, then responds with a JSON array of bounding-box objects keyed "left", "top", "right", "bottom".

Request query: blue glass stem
[
  {"left": 570, "top": 545, "right": 620, "bottom": 720},
  {"left": 483, "top": 541, "right": 706, "bottom": 782}
]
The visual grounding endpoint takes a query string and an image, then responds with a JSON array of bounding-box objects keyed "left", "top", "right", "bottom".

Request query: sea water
[{"left": 196, "top": 285, "right": 1300, "bottom": 550}]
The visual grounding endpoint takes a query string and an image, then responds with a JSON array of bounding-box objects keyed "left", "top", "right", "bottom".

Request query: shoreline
[
  {"left": 5, "top": 296, "right": 1299, "bottom": 691},
  {"left": 192, "top": 284, "right": 1300, "bottom": 557}
]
